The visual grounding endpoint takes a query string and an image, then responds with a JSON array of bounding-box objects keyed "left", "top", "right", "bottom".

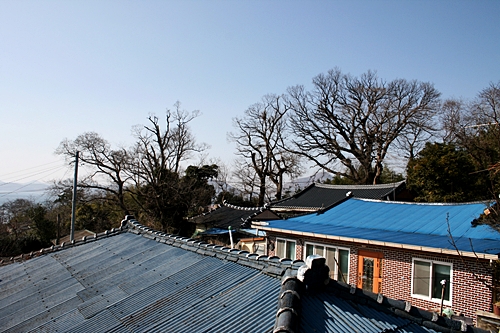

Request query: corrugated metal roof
[
  {"left": 0, "top": 231, "right": 282, "bottom": 332},
  {"left": 265, "top": 198, "right": 500, "bottom": 255},
  {"left": 300, "top": 292, "right": 438, "bottom": 333},
  {"left": 271, "top": 181, "right": 405, "bottom": 209}
]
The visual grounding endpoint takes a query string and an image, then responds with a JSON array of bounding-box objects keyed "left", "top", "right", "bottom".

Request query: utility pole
[
  {"left": 56, "top": 213, "right": 60, "bottom": 245},
  {"left": 70, "top": 151, "right": 79, "bottom": 242}
]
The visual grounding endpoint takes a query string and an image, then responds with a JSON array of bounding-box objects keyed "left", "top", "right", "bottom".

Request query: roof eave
[{"left": 256, "top": 226, "right": 499, "bottom": 260}]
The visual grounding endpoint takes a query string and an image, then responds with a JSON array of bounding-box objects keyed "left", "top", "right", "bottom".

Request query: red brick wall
[{"left": 267, "top": 231, "right": 494, "bottom": 321}]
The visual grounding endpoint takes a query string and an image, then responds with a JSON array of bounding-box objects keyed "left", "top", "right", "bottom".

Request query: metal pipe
[{"left": 70, "top": 151, "right": 79, "bottom": 242}]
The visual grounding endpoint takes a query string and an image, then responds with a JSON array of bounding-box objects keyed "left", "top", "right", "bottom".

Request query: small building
[
  {"left": 255, "top": 197, "right": 500, "bottom": 323},
  {"left": 187, "top": 201, "right": 279, "bottom": 251}
]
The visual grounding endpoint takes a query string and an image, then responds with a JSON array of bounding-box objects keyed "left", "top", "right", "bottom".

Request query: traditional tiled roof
[
  {"left": 271, "top": 181, "right": 406, "bottom": 211},
  {"left": 0, "top": 217, "right": 489, "bottom": 333},
  {"left": 188, "top": 202, "right": 279, "bottom": 230},
  {"left": 258, "top": 197, "right": 500, "bottom": 258}
]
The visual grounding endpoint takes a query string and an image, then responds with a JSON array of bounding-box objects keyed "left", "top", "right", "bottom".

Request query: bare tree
[
  {"left": 56, "top": 132, "right": 133, "bottom": 215},
  {"left": 230, "top": 158, "right": 260, "bottom": 204},
  {"left": 440, "top": 82, "right": 500, "bottom": 202},
  {"left": 133, "top": 102, "right": 208, "bottom": 177},
  {"left": 471, "top": 82, "right": 500, "bottom": 126},
  {"left": 440, "top": 98, "right": 467, "bottom": 144},
  {"left": 128, "top": 103, "right": 208, "bottom": 232},
  {"left": 287, "top": 68, "right": 440, "bottom": 184},
  {"left": 229, "top": 94, "right": 302, "bottom": 205}
]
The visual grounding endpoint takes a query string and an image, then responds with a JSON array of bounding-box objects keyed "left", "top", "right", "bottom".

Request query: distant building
[
  {"left": 187, "top": 201, "right": 279, "bottom": 252},
  {"left": 270, "top": 181, "right": 409, "bottom": 217}
]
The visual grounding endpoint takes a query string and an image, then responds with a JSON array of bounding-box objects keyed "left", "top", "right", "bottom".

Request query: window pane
[
  {"left": 326, "top": 248, "right": 336, "bottom": 279},
  {"left": 413, "top": 260, "right": 430, "bottom": 297},
  {"left": 305, "top": 244, "right": 314, "bottom": 258},
  {"left": 315, "top": 246, "right": 324, "bottom": 257},
  {"left": 361, "top": 257, "right": 374, "bottom": 291},
  {"left": 338, "top": 249, "right": 349, "bottom": 283},
  {"left": 276, "top": 239, "right": 285, "bottom": 258},
  {"left": 432, "top": 264, "right": 451, "bottom": 301},
  {"left": 286, "top": 241, "right": 296, "bottom": 260}
]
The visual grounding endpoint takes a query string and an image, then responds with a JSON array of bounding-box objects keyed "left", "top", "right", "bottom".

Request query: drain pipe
[{"left": 440, "top": 279, "right": 446, "bottom": 316}]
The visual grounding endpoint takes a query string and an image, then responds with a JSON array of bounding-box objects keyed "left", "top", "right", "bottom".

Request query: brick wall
[{"left": 266, "top": 231, "right": 494, "bottom": 321}]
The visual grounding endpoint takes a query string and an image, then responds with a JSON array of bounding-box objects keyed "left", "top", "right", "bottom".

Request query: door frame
[{"left": 357, "top": 250, "right": 384, "bottom": 293}]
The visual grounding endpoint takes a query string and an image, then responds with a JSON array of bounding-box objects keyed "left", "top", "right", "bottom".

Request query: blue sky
[{"left": 1, "top": 0, "right": 499, "bottom": 185}]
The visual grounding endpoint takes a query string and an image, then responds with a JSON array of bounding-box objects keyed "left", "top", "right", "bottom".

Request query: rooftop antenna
[{"left": 70, "top": 151, "right": 79, "bottom": 242}]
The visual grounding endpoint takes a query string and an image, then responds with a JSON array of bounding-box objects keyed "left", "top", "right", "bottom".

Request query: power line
[
  {"left": 0, "top": 163, "right": 66, "bottom": 185},
  {"left": 0, "top": 165, "right": 67, "bottom": 198},
  {"left": 0, "top": 160, "right": 63, "bottom": 178}
]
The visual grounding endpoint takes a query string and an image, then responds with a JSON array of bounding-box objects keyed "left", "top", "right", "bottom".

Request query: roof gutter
[{"left": 255, "top": 225, "right": 499, "bottom": 260}]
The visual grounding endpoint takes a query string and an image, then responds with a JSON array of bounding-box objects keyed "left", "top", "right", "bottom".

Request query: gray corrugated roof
[
  {"left": 0, "top": 227, "right": 285, "bottom": 333},
  {"left": 300, "top": 292, "right": 438, "bottom": 333},
  {"left": 275, "top": 257, "right": 488, "bottom": 333},
  {"left": 271, "top": 181, "right": 405, "bottom": 210}
]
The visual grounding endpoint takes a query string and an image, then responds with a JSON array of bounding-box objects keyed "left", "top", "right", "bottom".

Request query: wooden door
[{"left": 357, "top": 250, "right": 383, "bottom": 293}]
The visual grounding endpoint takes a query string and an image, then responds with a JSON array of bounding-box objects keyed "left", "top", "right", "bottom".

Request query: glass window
[
  {"left": 276, "top": 238, "right": 296, "bottom": 260},
  {"left": 338, "top": 249, "right": 349, "bottom": 283},
  {"left": 413, "top": 260, "right": 431, "bottom": 297},
  {"left": 276, "top": 239, "right": 285, "bottom": 258},
  {"left": 326, "top": 247, "right": 336, "bottom": 279},
  {"left": 304, "top": 242, "right": 349, "bottom": 283},
  {"left": 432, "top": 264, "right": 451, "bottom": 301},
  {"left": 305, "top": 244, "right": 314, "bottom": 257},
  {"left": 286, "top": 241, "right": 296, "bottom": 260},
  {"left": 412, "top": 259, "right": 451, "bottom": 302}
]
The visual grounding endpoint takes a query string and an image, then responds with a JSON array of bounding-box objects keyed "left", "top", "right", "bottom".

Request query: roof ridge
[
  {"left": 222, "top": 200, "right": 265, "bottom": 211},
  {"left": 124, "top": 218, "right": 302, "bottom": 279},
  {"left": 354, "top": 197, "right": 493, "bottom": 206},
  {"left": 314, "top": 180, "right": 405, "bottom": 190},
  {"left": 0, "top": 225, "right": 127, "bottom": 267}
]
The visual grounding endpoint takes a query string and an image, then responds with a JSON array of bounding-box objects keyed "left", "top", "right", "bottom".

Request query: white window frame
[
  {"left": 304, "top": 241, "right": 350, "bottom": 284},
  {"left": 411, "top": 258, "right": 453, "bottom": 305},
  {"left": 275, "top": 237, "right": 297, "bottom": 260}
]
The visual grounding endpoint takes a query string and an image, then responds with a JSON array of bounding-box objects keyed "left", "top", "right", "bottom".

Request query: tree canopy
[
  {"left": 407, "top": 142, "right": 487, "bottom": 202},
  {"left": 288, "top": 68, "right": 440, "bottom": 185},
  {"left": 229, "top": 94, "right": 302, "bottom": 205}
]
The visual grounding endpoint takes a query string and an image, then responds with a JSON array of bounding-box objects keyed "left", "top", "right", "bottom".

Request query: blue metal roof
[{"left": 266, "top": 198, "right": 500, "bottom": 255}]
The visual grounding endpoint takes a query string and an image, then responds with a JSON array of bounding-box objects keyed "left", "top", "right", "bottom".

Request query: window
[
  {"left": 276, "top": 238, "right": 296, "bottom": 260},
  {"left": 412, "top": 259, "right": 452, "bottom": 303},
  {"left": 305, "top": 243, "right": 349, "bottom": 283}
]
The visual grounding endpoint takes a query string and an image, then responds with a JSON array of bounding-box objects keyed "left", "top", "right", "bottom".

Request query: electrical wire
[
  {"left": 0, "top": 162, "right": 69, "bottom": 199},
  {"left": 0, "top": 160, "right": 67, "bottom": 185}
]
